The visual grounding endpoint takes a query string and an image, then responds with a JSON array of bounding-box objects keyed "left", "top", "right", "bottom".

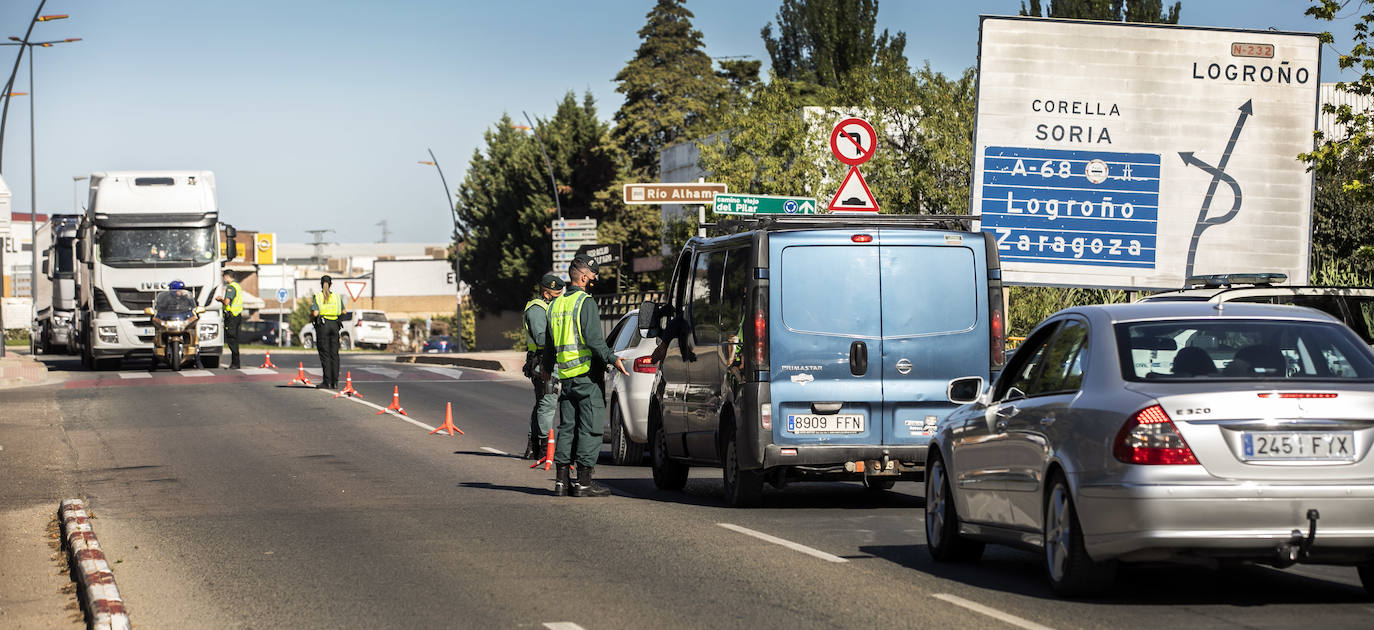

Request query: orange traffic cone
[
  {"left": 259, "top": 350, "right": 277, "bottom": 369},
  {"left": 377, "top": 386, "right": 407, "bottom": 415},
  {"left": 429, "top": 402, "right": 465, "bottom": 436},
  {"left": 529, "top": 427, "right": 556, "bottom": 470},
  {"left": 287, "top": 362, "right": 313, "bottom": 386},
  {"left": 334, "top": 371, "right": 362, "bottom": 398}
]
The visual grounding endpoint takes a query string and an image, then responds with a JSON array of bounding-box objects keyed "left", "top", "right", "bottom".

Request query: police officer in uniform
[
  {"left": 543, "top": 255, "right": 627, "bottom": 496},
  {"left": 215, "top": 269, "right": 244, "bottom": 369},
  {"left": 311, "top": 275, "right": 346, "bottom": 389},
  {"left": 522, "top": 273, "right": 564, "bottom": 459}
]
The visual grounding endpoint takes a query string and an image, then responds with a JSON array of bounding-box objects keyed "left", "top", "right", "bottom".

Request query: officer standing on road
[
  {"left": 522, "top": 273, "right": 564, "bottom": 459},
  {"left": 311, "top": 275, "right": 346, "bottom": 389},
  {"left": 543, "top": 255, "right": 627, "bottom": 497},
  {"left": 216, "top": 269, "right": 243, "bottom": 369}
]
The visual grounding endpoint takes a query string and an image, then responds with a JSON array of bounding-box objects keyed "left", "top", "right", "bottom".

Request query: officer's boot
[
  {"left": 571, "top": 466, "right": 611, "bottom": 498},
  {"left": 553, "top": 465, "right": 571, "bottom": 497},
  {"left": 522, "top": 433, "right": 538, "bottom": 460}
]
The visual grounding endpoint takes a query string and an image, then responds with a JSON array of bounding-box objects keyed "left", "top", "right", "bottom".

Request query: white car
[
  {"left": 300, "top": 309, "right": 395, "bottom": 350},
  {"left": 602, "top": 311, "right": 659, "bottom": 466}
]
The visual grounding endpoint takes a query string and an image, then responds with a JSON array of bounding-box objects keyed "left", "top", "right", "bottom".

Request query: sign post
[
  {"left": 712, "top": 193, "right": 818, "bottom": 216},
  {"left": 276, "top": 287, "right": 288, "bottom": 347},
  {"left": 827, "top": 118, "right": 880, "bottom": 213}
]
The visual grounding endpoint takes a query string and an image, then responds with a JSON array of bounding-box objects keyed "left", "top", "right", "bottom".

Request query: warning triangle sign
[
  {"left": 344, "top": 281, "right": 367, "bottom": 301},
  {"left": 827, "top": 166, "right": 879, "bottom": 213}
]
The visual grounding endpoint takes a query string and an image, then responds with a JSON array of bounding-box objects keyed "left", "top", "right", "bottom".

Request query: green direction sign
[{"left": 712, "top": 193, "right": 819, "bottom": 216}]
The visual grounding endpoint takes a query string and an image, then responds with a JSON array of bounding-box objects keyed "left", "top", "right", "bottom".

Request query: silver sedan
[{"left": 926, "top": 302, "right": 1374, "bottom": 597}]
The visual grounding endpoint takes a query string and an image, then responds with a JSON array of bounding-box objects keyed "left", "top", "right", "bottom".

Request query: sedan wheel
[
  {"left": 925, "top": 455, "right": 983, "bottom": 562},
  {"left": 609, "top": 403, "right": 644, "bottom": 466},
  {"left": 1043, "top": 474, "right": 1115, "bottom": 596}
]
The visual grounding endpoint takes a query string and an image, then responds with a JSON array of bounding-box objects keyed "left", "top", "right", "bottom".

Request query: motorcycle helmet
[{"left": 168, "top": 280, "right": 185, "bottom": 291}]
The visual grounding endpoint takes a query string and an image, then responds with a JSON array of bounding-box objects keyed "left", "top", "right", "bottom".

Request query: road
[{"left": 12, "top": 351, "right": 1374, "bottom": 629}]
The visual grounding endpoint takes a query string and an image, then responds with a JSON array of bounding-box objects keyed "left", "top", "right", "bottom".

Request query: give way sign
[{"left": 343, "top": 280, "right": 369, "bottom": 302}]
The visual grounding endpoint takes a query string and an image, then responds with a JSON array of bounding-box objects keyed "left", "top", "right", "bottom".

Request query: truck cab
[{"left": 73, "top": 171, "right": 226, "bottom": 369}]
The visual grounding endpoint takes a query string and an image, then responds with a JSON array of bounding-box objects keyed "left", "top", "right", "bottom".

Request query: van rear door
[
  {"left": 878, "top": 230, "right": 988, "bottom": 445},
  {"left": 770, "top": 231, "right": 886, "bottom": 447}
]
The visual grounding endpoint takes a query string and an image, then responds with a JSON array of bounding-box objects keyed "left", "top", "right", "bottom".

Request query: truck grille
[{"left": 113, "top": 286, "right": 203, "bottom": 311}]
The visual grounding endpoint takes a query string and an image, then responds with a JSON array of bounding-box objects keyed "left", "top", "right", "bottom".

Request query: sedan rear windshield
[{"left": 1116, "top": 319, "right": 1374, "bottom": 381}]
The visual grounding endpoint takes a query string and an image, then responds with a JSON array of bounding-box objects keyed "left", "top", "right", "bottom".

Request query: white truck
[
  {"left": 33, "top": 214, "right": 80, "bottom": 354},
  {"left": 72, "top": 171, "right": 233, "bottom": 369}
]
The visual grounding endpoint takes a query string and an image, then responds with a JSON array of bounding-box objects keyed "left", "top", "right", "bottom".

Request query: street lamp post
[
  {"left": 519, "top": 111, "right": 562, "bottom": 220},
  {"left": 1, "top": 6, "right": 66, "bottom": 172},
  {"left": 72, "top": 175, "right": 86, "bottom": 212},
  {"left": 4, "top": 31, "right": 81, "bottom": 355},
  {"left": 417, "top": 149, "right": 467, "bottom": 352}
]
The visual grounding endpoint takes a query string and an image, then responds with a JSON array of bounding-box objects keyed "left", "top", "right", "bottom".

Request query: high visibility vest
[
  {"left": 524, "top": 298, "right": 549, "bottom": 351},
  {"left": 314, "top": 291, "right": 343, "bottom": 320},
  {"left": 548, "top": 291, "right": 591, "bottom": 379},
  {"left": 225, "top": 281, "right": 244, "bottom": 316}
]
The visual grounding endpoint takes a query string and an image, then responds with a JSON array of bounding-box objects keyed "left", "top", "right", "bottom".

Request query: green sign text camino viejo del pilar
[{"left": 711, "top": 193, "right": 820, "bottom": 216}]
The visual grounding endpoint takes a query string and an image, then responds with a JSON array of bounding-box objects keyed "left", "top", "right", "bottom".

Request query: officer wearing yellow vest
[
  {"left": 311, "top": 275, "right": 347, "bottom": 389},
  {"left": 215, "top": 269, "right": 244, "bottom": 369},
  {"left": 522, "top": 273, "right": 564, "bottom": 459},
  {"left": 542, "top": 255, "right": 627, "bottom": 497}
]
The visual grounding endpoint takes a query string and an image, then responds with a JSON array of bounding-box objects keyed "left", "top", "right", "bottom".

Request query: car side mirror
[
  {"left": 144, "top": 307, "right": 155, "bottom": 315},
  {"left": 637, "top": 300, "right": 661, "bottom": 338},
  {"left": 947, "top": 376, "right": 985, "bottom": 405}
]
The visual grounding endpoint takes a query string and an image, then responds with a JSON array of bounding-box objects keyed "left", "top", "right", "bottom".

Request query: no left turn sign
[{"left": 830, "top": 117, "right": 877, "bottom": 166}]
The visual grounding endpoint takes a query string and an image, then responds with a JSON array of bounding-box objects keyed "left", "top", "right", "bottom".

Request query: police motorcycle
[{"left": 143, "top": 280, "right": 206, "bottom": 371}]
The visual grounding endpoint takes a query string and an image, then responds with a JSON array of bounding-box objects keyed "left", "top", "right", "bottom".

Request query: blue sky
[{"left": 0, "top": 0, "right": 1361, "bottom": 243}]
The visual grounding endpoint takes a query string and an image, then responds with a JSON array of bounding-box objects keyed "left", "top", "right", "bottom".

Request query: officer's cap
[
  {"left": 571, "top": 254, "right": 599, "bottom": 274},
  {"left": 321, "top": 275, "right": 332, "bottom": 285},
  {"left": 539, "top": 273, "right": 565, "bottom": 291}
]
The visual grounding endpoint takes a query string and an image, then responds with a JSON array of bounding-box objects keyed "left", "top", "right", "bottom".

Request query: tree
[
  {"left": 761, "top": 0, "right": 908, "bottom": 89},
  {"left": 612, "top": 0, "right": 726, "bottom": 178},
  {"left": 1019, "top": 0, "right": 1180, "bottom": 22},
  {"left": 1304, "top": 1, "right": 1374, "bottom": 201}
]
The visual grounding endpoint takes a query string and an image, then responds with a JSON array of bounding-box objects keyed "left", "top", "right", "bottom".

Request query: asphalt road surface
[{"left": 20, "top": 351, "right": 1374, "bottom": 629}]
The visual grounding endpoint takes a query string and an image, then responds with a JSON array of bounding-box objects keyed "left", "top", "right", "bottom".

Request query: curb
[{"left": 59, "top": 499, "right": 130, "bottom": 630}]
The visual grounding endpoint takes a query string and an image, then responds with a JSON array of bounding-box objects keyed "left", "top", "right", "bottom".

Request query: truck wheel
[
  {"left": 202, "top": 355, "right": 220, "bottom": 369},
  {"left": 302, "top": 334, "right": 314, "bottom": 349},
  {"left": 925, "top": 453, "right": 984, "bottom": 562},
  {"left": 609, "top": 402, "right": 644, "bottom": 466},
  {"left": 722, "top": 429, "right": 763, "bottom": 508},
  {"left": 1358, "top": 563, "right": 1373, "bottom": 600},
  {"left": 650, "top": 418, "right": 688, "bottom": 491},
  {"left": 1044, "top": 473, "right": 1116, "bottom": 597}
]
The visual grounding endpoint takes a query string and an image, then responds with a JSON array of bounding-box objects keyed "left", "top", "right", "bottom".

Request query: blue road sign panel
[
  {"left": 276, "top": 288, "right": 289, "bottom": 302},
  {"left": 979, "top": 146, "right": 1162, "bottom": 269}
]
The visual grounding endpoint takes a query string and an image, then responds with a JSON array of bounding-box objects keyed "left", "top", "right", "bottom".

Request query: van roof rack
[{"left": 706, "top": 214, "right": 979, "bottom": 235}]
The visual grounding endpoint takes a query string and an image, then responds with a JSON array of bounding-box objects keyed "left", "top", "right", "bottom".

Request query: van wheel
[
  {"left": 609, "top": 403, "right": 644, "bottom": 466},
  {"left": 1044, "top": 473, "right": 1116, "bottom": 597},
  {"left": 650, "top": 419, "right": 688, "bottom": 490},
  {"left": 302, "top": 334, "right": 314, "bottom": 349},
  {"left": 863, "top": 477, "right": 897, "bottom": 491},
  {"left": 722, "top": 430, "right": 763, "bottom": 508},
  {"left": 925, "top": 453, "right": 983, "bottom": 562}
]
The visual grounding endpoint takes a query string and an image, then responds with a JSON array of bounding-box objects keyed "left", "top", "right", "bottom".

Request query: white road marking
[
  {"left": 118, "top": 372, "right": 152, "bottom": 379},
  {"left": 417, "top": 366, "right": 464, "bottom": 379},
  {"left": 716, "top": 523, "right": 848, "bottom": 563},
  {"left": 304, "top": 367, "right": 323, "bottom": 375},
  {"left": 357, "top": 366, "right": 400, "bottom": 378},
  {"left": 543, "top": 623, "right": 586, "bottom": 630},
  {"left": 178, "top": 369, "right": 214, "bottom": 377},
  {"left": 322, "top": 389, "right": 439, "bottom": 433},
  {"left": 480, "top": 446, "right": 508, "bottom": 455},
  {"left": 931, "top": 593, "right": 1056, "bottom": 630},
  {"left": 237, "top": 367, "right": 277, "bottom": 375}
]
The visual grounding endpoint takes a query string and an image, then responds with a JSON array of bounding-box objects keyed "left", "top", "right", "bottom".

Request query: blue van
[{"left": 639, "top": 215, "right": 1005, "bottom": 506}]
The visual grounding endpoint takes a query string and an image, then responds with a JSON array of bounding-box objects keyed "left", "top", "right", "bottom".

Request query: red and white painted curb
[{"left": 60, "top": 499, "right": 131, "bottom": 630}]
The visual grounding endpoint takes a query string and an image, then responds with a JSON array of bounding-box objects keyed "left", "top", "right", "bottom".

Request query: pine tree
[
  {"left": 612, "top": 0, "right": 726, "bottom": 179},
  {"left": 1019, "top": 0, "right": 1181, "bottom": 23}
]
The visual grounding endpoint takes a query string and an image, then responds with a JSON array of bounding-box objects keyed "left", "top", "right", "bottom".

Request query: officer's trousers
[
  {"left": 224, "top": 313, "right": 242, "bottom": 368},
  {"left": 529, "top": 373, "right": 559, "bottom": 443},
  {"left": 554, "top": 375, "right": 605, "bottom": 469},
  {"left": 316, "top": 319, "right": 341, "bottom": 387}
]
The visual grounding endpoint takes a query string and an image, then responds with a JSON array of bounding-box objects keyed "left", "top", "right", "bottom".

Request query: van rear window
[
  {"left": 780, "top": 246, "right": 880, "bottom": 337},
  {"left": 880, "top": 246, "right": 977, "bottom": 336}
]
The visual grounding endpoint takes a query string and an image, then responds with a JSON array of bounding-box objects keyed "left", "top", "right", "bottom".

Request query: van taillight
[
  {"left": 989, "top": 280, "right": 1005, "bottom": 370},
  {"left": 752, "top": 285, "right": 768, "bottom": 370}
]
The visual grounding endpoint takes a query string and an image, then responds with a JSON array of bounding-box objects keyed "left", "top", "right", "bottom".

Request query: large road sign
[
  {"left": 712, "top": 193, "right": 818, "bottom": 216},
  {"left": 972, "top": 17, "right": 1320, "bottom": 290},
  {"left": 623, "top": 182, "right": 727, "bottom": 205}
]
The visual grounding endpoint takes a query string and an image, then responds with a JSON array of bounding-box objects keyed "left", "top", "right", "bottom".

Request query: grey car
[{"left": 926, "top": 302, "right": 1374, "bottom": 597}]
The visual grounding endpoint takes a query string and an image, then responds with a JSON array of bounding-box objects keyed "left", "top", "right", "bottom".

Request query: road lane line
[
  {"left": 716, "top": 523, "right": 848, "bottom": 563},
  {"left": 117, "top": 372, "right": 152, "bottom": 379},
  {"left": 931, "top": 593, "right": 1056, "bottom": 630},
  {"left": 357, "top": 366, "right": 400, "bottom": 378},
  {"left": 179, "top": 369, "right": 214, "bottom": 377},
  {"left": 480, "top": 446, "right": 508, "bottom": 455},
  {"left": 237, "top": 367, "right": 277, "bottom": 375},
  {"left": 416, "top": 366, "right": 464, "bottom": 379},
  {"left": 321, "top": 389, "right": 439, "bottom": 433},
  {"left": 543, "top": 623, "right": 586, "bottom": 630}
]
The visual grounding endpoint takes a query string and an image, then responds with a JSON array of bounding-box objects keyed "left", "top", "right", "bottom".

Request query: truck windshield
[
  {"left": 97, "top": 227, "right": 216, "bottom": 267},
  {"left": 55, "top": 237, "right": 75, "bottom": 275}
]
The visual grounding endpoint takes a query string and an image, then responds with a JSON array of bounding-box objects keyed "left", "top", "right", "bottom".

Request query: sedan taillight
[
  {"left": 633, "top": 356, "right": 657, "bottom": 374},
  {"left": 1113, "top": 405, "right": 1198, "bottom": 465}
]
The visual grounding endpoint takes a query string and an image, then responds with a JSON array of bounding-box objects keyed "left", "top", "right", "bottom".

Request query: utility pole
[
  {"left": 375, "top": 220, "right": 390, "bottom": 244},
  {"left": 304, "top": 229, "right": 335, "bottom": 269}
]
